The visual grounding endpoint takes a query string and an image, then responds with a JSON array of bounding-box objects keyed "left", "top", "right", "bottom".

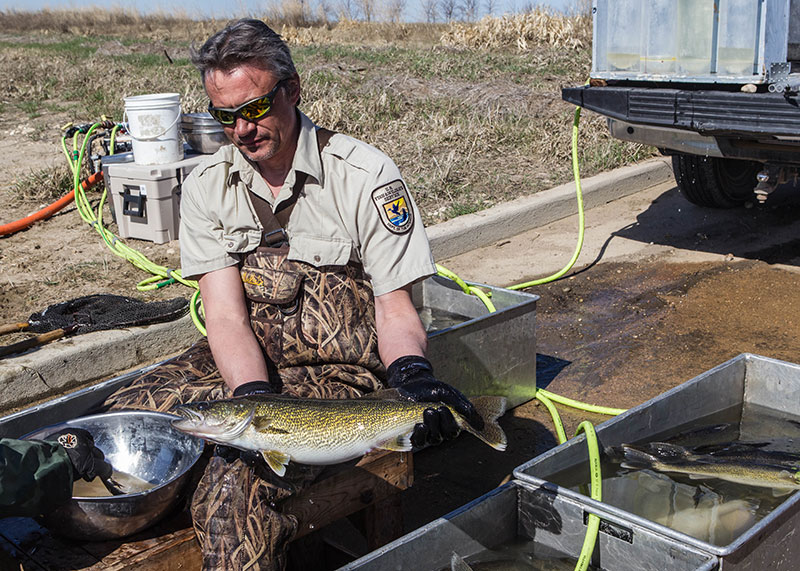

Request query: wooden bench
[{"left": 0, "top": 450, "right": 413, "bottom": 570}]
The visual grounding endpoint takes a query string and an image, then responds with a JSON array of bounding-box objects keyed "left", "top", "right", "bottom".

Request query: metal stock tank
[
  {"left": 341, "top": 479, "right": 718, "bottom": 570},
  {"left": 514, "top": 353, "right": 800, "bottom": 569}
]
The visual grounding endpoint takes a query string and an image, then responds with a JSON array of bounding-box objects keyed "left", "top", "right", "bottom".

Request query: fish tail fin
[
  {"left": 620, "top": 445, "right": 659, "bottom": 471},
  {"left": 460, "top": 396, "right": 507, "bottom": 452}
]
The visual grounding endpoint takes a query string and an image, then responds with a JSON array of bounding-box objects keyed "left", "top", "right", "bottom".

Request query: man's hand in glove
[
  {"left": 387, "top": 355, "right": 484, "bottom": 448},
  {"left": 46, "top": 428, "right": 113, "bottom": 482}
]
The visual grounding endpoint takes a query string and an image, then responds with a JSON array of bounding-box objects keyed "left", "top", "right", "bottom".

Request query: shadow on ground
[{"left": 613, "top": 183, "right": 800, "bottom": 266}]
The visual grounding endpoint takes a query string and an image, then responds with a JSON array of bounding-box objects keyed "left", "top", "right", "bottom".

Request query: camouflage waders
[{"left": 104, "top": 245, "right": 385, "bottom": 570}]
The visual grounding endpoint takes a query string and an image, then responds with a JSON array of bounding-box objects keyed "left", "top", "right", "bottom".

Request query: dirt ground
[{"left": 0, "top": 129, "right": 185, "bottom": 343}]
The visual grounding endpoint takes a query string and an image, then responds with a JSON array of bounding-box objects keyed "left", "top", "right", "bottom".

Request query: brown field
[{"left": 0, "top": 9, "right": 653, "bottom": 341}]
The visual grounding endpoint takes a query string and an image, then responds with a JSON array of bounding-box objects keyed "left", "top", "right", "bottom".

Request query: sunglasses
[{"left": 207, "top": 78, "right": 289, "bottom": 125}]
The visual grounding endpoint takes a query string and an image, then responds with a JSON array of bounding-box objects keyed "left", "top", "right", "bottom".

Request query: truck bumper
[{"left": 563, "top": 85, "right": 800, "bottom": 138}]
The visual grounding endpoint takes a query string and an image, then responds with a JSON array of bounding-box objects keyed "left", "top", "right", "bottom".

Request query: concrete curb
[
  {"left": 0, "top": 158, "right": 673, "bottom": 413},
  {"left": 0, "top": 314, "right": 202, "bottom": 414},
  {"left": 428, "top": 157, "right": 673, "bottom": 260}
]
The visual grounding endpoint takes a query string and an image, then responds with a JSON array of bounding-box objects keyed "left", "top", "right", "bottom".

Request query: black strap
[{"left": 250, "top": 127, "right": 335, "bottom": 246}]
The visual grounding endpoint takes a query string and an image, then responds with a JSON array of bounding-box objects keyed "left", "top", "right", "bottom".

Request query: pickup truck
[{"left": 567, "top": 0, "right": 800, "bottom": 208}]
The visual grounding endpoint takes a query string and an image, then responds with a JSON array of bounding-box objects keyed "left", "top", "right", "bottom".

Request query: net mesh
[{"left": 27, "top": 294, "right": 189, "bottom": 333}]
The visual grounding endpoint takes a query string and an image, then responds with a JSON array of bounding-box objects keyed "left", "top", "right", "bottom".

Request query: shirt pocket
[
  {"left": 222, "top": 230, "right": 261, "bottom": 254},
  {"left": 289, "top": 235, "right": 353, "bottom": 267}
]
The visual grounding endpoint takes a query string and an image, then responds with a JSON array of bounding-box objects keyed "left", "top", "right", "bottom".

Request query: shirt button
[
  {"left": 227, "top": 241, "right": 234, "bottom": 248},
  {"left": 314, "top": 255, "right": 321, "bottom": 262}
]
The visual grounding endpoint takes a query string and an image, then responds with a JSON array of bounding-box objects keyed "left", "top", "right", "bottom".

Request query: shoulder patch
[{"left": 371, "top": 180, "right": 413, "bottom": 235}]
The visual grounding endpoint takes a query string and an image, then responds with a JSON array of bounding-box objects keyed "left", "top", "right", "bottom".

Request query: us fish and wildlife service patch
[{"left": 371, "top": 180, "right": 413, "bottom": 235}]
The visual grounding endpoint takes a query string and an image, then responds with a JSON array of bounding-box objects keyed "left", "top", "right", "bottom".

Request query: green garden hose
[
  {"left": 534, "top": 390, "right": 567, "bottom": 444},
  {"left": 62, "top": 122, "right": 205, "bottom": 334},
  {"left": 537, "top": 388, "right": 626, "bottom": 416},
  {"left": 574, "top": 421, "right": 602, "bottom": 571},
  {"left": 435, "top": 264, "right": 496, "bottom": 312},
  {"left": 507, "top": 103, "right": 585, "bottom": 290}
]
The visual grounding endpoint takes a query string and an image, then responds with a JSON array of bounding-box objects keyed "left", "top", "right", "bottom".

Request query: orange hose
[{"left": 0, "top": 171, "right": 103, "bottom": 236}]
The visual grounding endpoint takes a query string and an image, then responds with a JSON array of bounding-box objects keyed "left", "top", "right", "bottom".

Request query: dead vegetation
[
  {"left": 0, "top": 8, "right": 653, "bottom": 325},
  {"left": 441, "top": 10, "right": 592, "bottom": 51}
]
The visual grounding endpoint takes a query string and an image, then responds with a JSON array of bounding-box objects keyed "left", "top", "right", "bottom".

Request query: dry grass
[
  {"left": 0, "top": 9, "right": 653, "bottom": 226},
  {"left": 11, "top": 163, "right": 75, "bottom": 204},
  {"left": 441, "top": 10, "right": 592, "bottom": 51},
  {"left": 0, "top": 8, "right": 224, "bottom": 41}
]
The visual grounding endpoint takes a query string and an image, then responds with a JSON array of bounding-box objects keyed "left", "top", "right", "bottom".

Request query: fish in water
[
  {"left": 627, "top": 441, "right": 800, "bottom": 470},
  {"left": 172, "top": 392, "right": 507, "bottom": 476},
  {"left": 621, "top": 443, "right": 800, "bottom": 495}
]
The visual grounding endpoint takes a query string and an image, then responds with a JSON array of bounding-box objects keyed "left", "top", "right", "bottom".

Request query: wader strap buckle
[{"left": 263, "top": 228, "right": 289, "bottom": 247}]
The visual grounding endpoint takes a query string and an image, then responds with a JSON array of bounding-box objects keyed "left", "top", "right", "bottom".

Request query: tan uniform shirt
[{"left": 179, "top": 111, "right": 436, "bottom": 296}]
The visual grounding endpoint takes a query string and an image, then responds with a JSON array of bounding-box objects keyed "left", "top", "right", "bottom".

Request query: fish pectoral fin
[
  {"left": 377, "top": 433, "right": 413, "bottom": 452},
  {"left": 686, "top": 474, "right": 715, "bottom": 480},
  {"left": 252, "top": 417, "right": 290, "bottom": 435},
  {"left": 771, "top": 487, "right": 796, "bottom": 497},
  {"left": 252, "top": 416, "right": 273, "bottom": 431},
  {"left": 261, "top": 450, "right": 290, "bottom": 477}
]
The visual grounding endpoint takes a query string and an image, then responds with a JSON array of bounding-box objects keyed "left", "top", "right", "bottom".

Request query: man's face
[{"left": 205, "top": 64, "right": 299, "bottom": 165}]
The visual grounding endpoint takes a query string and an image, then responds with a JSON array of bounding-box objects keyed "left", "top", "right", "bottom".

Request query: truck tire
[{"left": 671, "top": 154, "right": 760, "bottom": 208}]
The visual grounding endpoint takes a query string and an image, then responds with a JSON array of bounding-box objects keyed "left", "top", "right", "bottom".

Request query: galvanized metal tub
[
  {"left": 340, "top": 479, "right": 718, "bottom": 570},
  {"left": 414, "top": 275, "right": 539, "bottom": 408},
  {"left": 514, "top": 353, "right": 800, "bottom": 569}
]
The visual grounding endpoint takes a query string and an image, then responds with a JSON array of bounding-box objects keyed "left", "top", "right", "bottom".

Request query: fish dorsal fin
[
  {"left": 377, "top": 433, "right": 413, "bottom": 452},
  {"left": 359, "top": 388, "right": 405, "bottom": 401},
  {"left": 648, "top": 442, "right": 690, "bottom": 459},
  {"left": 261, "top": 450, "right": 290, "bottom": 477}
]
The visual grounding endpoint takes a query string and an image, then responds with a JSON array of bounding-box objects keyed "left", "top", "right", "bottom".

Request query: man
[
  {"left": 106, "top": 18, "right": 482, "bottom": 570},
  {"left": 0, "top": 429, "right": 113, "bottom": 517}
]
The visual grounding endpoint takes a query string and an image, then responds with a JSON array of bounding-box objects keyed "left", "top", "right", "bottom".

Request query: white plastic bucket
[{"left": 124, "top": 93, "right": 184, "bottom": 165}]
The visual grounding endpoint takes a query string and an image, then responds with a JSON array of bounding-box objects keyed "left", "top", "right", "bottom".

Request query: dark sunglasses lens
[
  {"left": 209, "top": 108, "right": 235, "bottom": 125},
  {"left": 240, "top": 98, "right": 272, "bottom": 121}
]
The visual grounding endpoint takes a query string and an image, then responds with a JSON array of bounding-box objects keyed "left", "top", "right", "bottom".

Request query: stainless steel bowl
[
  {"left": 181, "top": 112, "right": 227, "bottom": 154},
  {"left": 23, "top": 410, "right": 204, "bottom": 540},
  {"left": 181, "top": 111, "right": 218, "bottom": 126},
  {"left": 182, "top": 128, "right": 228, "bottom": 154}
]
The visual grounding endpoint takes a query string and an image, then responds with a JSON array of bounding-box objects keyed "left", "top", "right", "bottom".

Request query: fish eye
[{"left": 196, "top": 402, "right": 211, "bottom": 411}]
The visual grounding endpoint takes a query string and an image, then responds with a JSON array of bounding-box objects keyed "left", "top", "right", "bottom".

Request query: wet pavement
[{"left": 401, "top": 177, "right": 800, "bottom": 534}]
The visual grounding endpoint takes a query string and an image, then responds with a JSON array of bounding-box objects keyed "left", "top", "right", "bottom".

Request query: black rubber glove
[
  {"left": 386, "top": 355, "right": 484, "bottom": 448},
  {"left": 233, "top": 380, "right": 275, "bottom": 397},
  {"left": 46, "top": 428, "right": 113, "bottom": 482}
]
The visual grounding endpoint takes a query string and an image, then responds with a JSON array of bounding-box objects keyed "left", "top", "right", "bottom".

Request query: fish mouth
[{"left": 171, "top": 405, "right": 204, "bottom": 426}]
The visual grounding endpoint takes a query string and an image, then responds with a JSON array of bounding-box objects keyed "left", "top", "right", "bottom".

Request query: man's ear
[{"left": 286, "top": 73, "right": 302, "bottom": 106}]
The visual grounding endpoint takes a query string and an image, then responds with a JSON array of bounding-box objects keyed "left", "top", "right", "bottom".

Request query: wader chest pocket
[{"left": 241, "top": 267, "right": 303, "bottom": 314}]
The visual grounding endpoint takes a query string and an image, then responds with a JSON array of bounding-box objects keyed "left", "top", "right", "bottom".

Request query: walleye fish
[
  {"left": 627, "top": 441, "right": 800, "bottom": 470},
  {"left": 172, "top": 393, "right": 507, "bottom": 476},
  {"left": 621, "top": 444, "right": 800, "bottom": 495}
]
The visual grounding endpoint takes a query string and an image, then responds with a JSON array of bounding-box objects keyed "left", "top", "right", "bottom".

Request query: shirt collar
[{"left": 227, "top": 110, "right": 324, "bottom": 189}]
